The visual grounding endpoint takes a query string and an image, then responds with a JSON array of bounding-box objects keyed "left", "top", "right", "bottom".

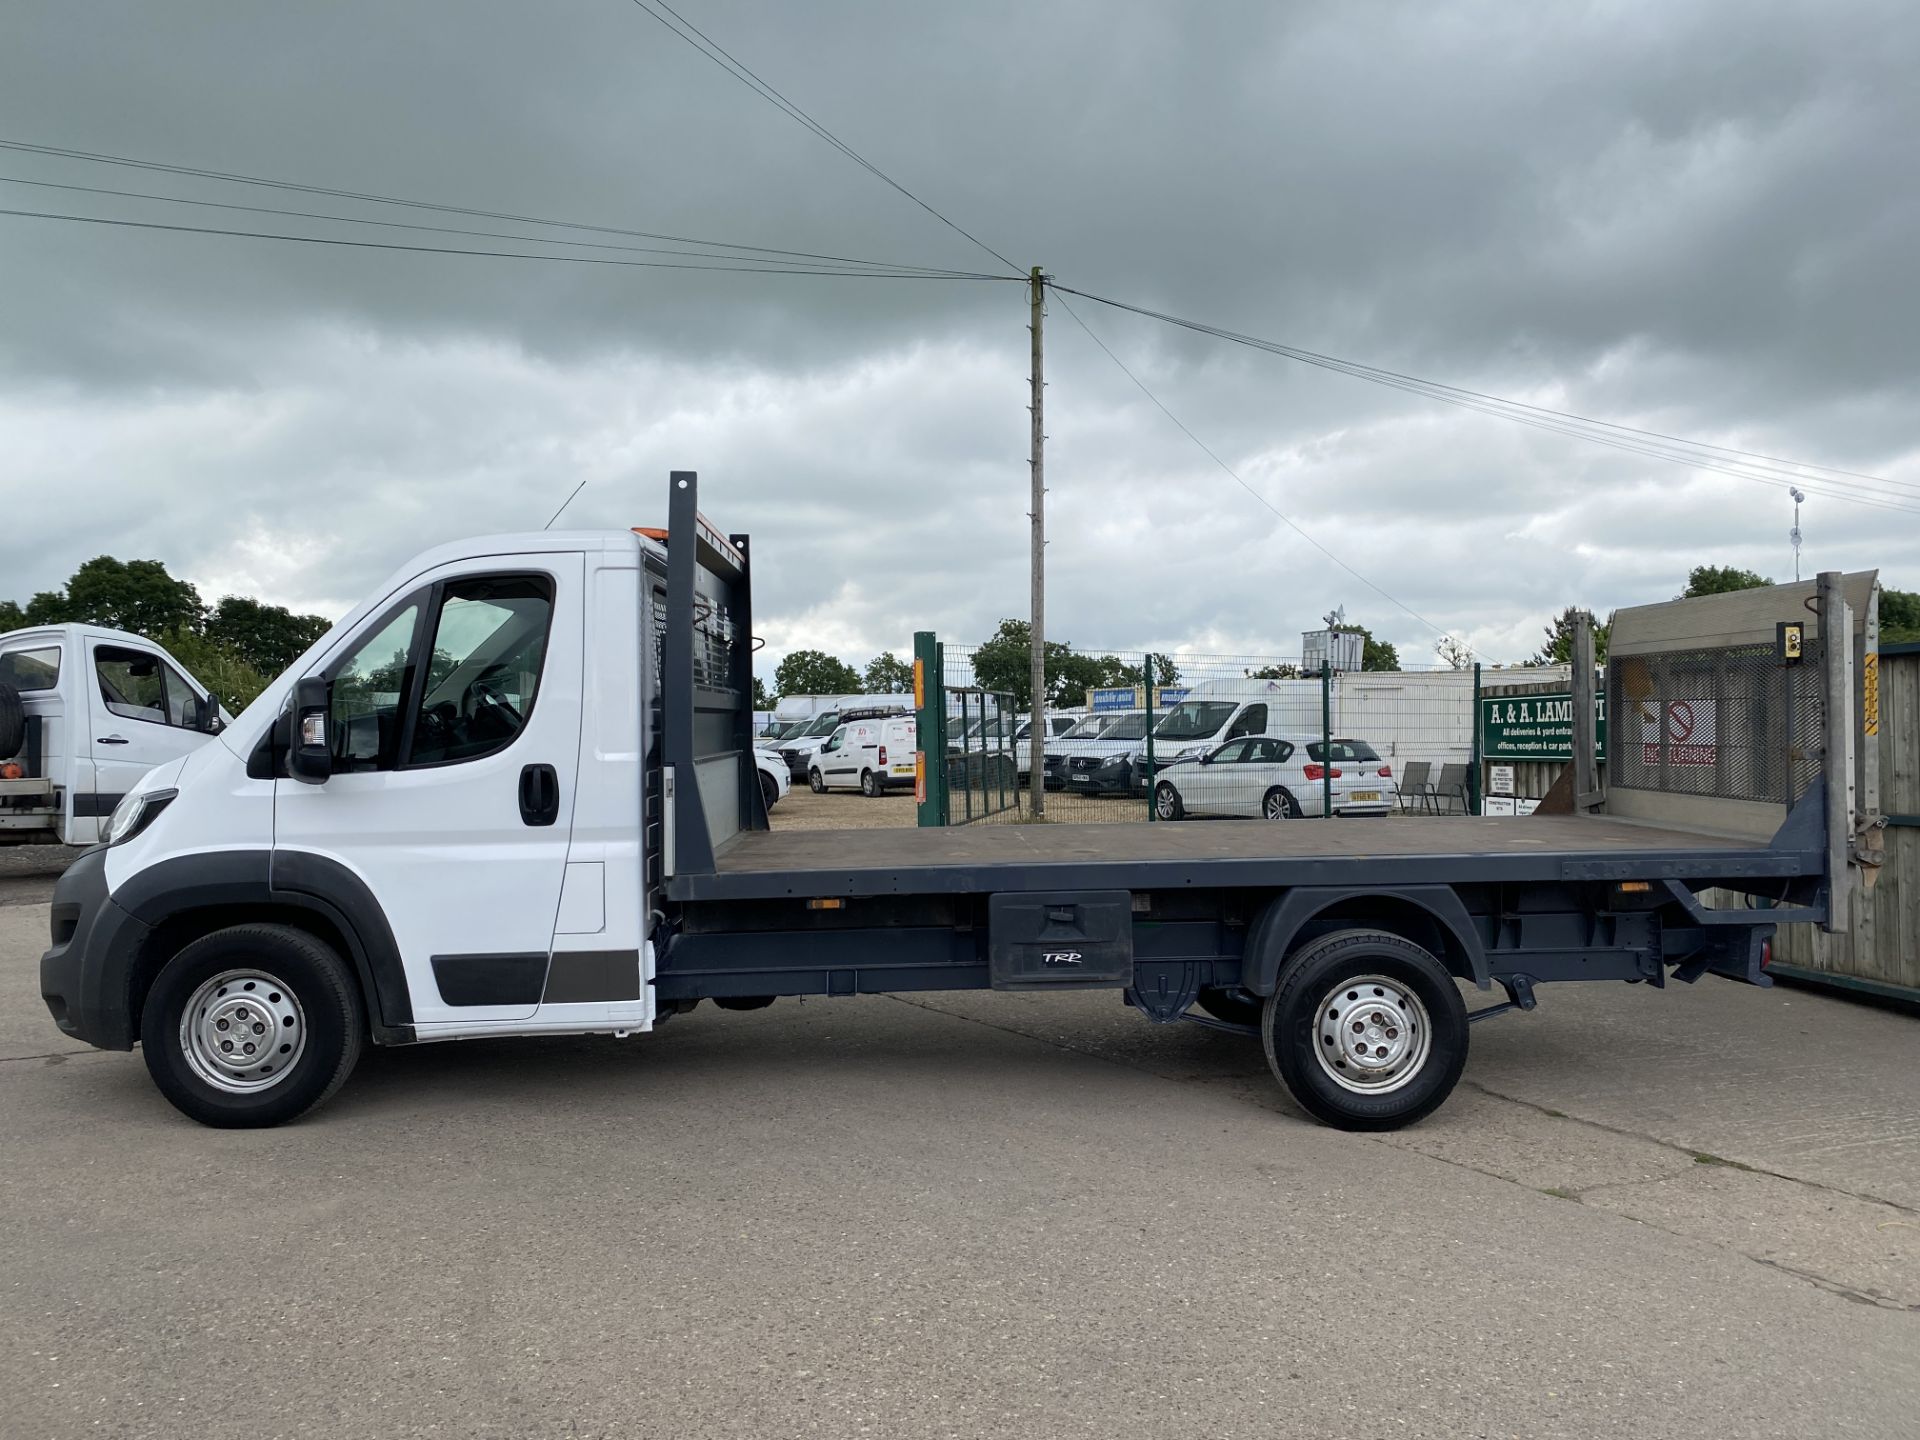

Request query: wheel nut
[
  {"left": 243, "top": 1043, "right": 256, "bottom": 1055},
  {"left": 220, "top": 1040, "right": 233, "bottom": 1052}
]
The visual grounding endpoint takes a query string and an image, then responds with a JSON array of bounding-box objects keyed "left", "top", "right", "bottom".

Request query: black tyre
[
  {"left": 808, "top": 768, "right": 826, "bottom": 794},
  {"left": 860, "top": 769, "right": 880, "bottom": 797},
  {"left": 760, "top": 770, "right": 779, "bottom": 812},
  {"left": 140, "top": 923, "right": 365, "bottom": 1128},
  {"left": 1262, "top": 787, "right": 1301, "bottom": 821},
  {"left": 1154, "top": 781, "right": 1185, "bottom": 821},
  {"left": 0, "top": 681, "right": 23, "bottom": 759},
  {"left": 1195, "top": 987, "right": 1262, "bottom": 1028},
  {"left": 713, "top": 995, "right": 777, "bottom": 1011},
  {"left": 1261, "top": 929, "right": 1468, "bottom": 1132}
]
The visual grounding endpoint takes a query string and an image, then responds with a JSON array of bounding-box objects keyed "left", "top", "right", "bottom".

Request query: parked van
[
  {"left": 808, "top": 714, "right": 917, "bottom": 796},
  {"left": 776, "top": 694, "right": 912, "bottom": 779},
  {"left": 1044, "top": 710, "right": 1154, "bottom": 793},
  {"left": 0, "top": 624, "right": 231, "bottom": 846}
]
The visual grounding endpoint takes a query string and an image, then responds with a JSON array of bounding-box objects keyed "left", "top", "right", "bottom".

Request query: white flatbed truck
[{"left": 41, "top": 474, "right": 1881, "bottom": 1128}]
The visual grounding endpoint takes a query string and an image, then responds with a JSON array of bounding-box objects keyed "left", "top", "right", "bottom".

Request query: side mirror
[
  {"left": 287, "top": 676, "right": 332, "bottom": 784},
  {"left": 198, "top": 691, "right": 226, "bottom": 735}
]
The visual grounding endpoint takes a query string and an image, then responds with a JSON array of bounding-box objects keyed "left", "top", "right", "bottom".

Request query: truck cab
[{"left": 1, "top": 623, "right": 229, "bottom": 847}]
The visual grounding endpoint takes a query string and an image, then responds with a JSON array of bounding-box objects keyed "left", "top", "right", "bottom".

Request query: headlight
[{"left": 104, "top": 787, "right": 177, "bottom": 846}]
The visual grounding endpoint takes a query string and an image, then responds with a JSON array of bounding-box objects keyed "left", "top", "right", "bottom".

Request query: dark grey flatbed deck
[{"left": 669, "top": 814, "right": 1814, "bottom": 901}]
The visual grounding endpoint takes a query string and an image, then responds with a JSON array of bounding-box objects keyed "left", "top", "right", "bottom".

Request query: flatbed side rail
[{"left": 661, "top": 470, "right": 760, "bottom": 878}]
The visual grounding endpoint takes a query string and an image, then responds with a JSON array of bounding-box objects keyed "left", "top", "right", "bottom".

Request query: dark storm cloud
[{"left": 2, "top": 0, "right": 1917, "bottom": 669}]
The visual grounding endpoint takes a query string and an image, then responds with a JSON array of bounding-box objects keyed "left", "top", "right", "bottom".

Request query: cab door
[
  {"left": 273, "top": 553, "right": 585, "bottom": 1028},
  {"left": 83, "top": 637, "right": 217, "bottom": 838}
]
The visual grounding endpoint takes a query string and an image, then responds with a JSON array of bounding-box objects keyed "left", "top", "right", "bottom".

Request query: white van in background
[
  {"left": 1134, "top": 678, "right": 1321, "bottom": 789},
  {"left": 809, "top": 714, "right": 917, "bottom": 796},
  {"left": 775, "top": 694, "right": 912, "bottom": 779},
  {"left": 0, "top": 624, "right": 232, "bottom": 847}
]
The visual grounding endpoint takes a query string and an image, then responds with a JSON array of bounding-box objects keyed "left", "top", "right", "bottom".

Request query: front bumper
[{"left": 39, "top": 845, "right": 147, "bottom": 1050}]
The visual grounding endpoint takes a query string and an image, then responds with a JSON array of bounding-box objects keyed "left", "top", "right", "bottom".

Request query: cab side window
[
  {"left": 405, "top": 576, "right": 553, "bottom": 767},
  {"left": 95, "top": 646, "right": 191, "bottom": 728},
  {"left": 328, "top": 604, "right": 423, "bottom": 772},
  {"left": 1225, "top": 703, "right": 1268, "bottom": 741}
]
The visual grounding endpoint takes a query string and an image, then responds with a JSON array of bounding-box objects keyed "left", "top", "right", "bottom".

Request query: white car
[
  {"left": 809, "top": 714, "right": 917, "bottom": 796},
  {"left": 1153, "top": 734, "right": 1399, "bottom": 821},
  {"left": 753, "top": 748, "right": 790, "bottom": 812}
]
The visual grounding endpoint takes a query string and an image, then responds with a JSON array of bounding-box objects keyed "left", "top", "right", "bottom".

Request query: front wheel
[
  {"left": 808, "top": 768, "right": 826, "bottom": 793},
  {"left": 1262, "top": 929, "right": 1467, "bottom": 1131},
  {"left": 760, "top": 771, "right": 779, "bottom": 812},
  {"left": 140, "top": 924, "right": 365, "bottom": 1128},
  {"left": 1154, "top": 781, "right": 1185, "bottom": 820},
  {"left": 860, "top": 769, "right": 880, "bottom": 797}
]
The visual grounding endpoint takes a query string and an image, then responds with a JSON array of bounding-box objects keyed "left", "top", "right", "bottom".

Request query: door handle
[
  {"left": 96, "top": 735, "right": 130, "bottom": 746},
  {"left": 519, "top": 763, "right": 560, "bottom": 827}
]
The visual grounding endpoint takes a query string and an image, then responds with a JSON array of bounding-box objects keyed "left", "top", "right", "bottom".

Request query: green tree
[
  {"left": 0, "top": 599, "right": 22, "bottom": 633},
  {"left": 1245, "top": 662, "right": 1301, "bottom": 679},
  {"left": 774, "top": 648, "right": 862, "bottom": 697},
  {"left": 1681, "top": 565, "right": 1772, "bottom": 598},
  {"left": 206, "top": 595, "right": 333, "bottom": 674},
  {"left": 971, "top": 620, "right": 1179, "bottom": 708},
  {"left": 154, "top": 628, "right": 270, "bottom": 714},
  {"left": 40, "top": 556, "right": 206, "bottom": 635},
  {"left": 1880, "top": 587, "right": 1920, "bottom": 643},
  {"left": 752, "top": 675, "right": 775, "bottom": 710},
  {"left": 1352, "top": 628, "right": 1399, "bottom": 672},
  {"left": 1532, "top": 607, "right": 1611, "bottom": 665},
  {"left": 863, "top": 651, "right": 914, "bottom": 694}
]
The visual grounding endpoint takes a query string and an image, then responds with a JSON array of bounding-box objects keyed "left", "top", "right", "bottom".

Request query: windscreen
[
  {"left": 1154, "top": 700, "right": 1238, "bottom": 741},
  {"left": 1102, "top": 714, "right": 1150, "bottom": 741},
  {"left": 1063, "top": 714, "right": 1116, "bottom": 739},
  {"left": 802, "top": 711, "right": 841, "bottom": 737}
]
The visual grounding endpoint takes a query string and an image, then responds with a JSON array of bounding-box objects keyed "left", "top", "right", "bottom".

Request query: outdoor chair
[
  {"left": 1430, "top": 763, "right": 1471, "bottom": 814},
  {"left": 1397, "top": 760, "right": 1432, "bottom": 813}
]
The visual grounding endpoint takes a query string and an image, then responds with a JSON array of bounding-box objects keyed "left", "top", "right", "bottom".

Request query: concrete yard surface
[{"left": 1, "top": 899, "right": 1916, "bottom": 1439}]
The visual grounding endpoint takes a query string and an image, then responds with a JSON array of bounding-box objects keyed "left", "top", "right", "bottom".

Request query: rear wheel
[
  {"left": 808, "top": 768, "right": 826, "bottom": 793},
  {"left": 860, "top": 768, "right": 880, "bottom": 797},
  {"left": 1154, "top": 782, "right": 1185, "bottom": 820},
  {"left": 760, "top": 770, "right": 779, "bottom": 812},
  {"left": 141, "top": 924, "right": 365, "bottom": 1128},
  {"left": 1262, "top": 787, "right": 1300, "bottom": 820},
  {"left": 1261, "top": 929, "right": 1467, "bottom": 1131}
]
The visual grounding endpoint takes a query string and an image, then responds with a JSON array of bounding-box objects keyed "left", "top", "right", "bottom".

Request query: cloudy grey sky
[{"left": 3, "top": 0, "right": 1917, "bottom": 673}]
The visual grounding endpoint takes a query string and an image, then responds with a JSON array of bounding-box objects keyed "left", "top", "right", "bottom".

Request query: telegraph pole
[{"left": 1028, "top": 266, "right": 1047, "bottom": 816}]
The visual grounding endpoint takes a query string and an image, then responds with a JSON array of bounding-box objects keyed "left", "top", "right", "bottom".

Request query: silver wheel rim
[
  {"left": 1265, "top": 791, "right": 1289, "bottom": 820},
  {"left": 1157, "top": 786, "right": 1177, "bottom": 818},
  {"left": 179, "top": 969, "right": 308, "bottom": 1095},
  {"left": 1313, "top": 974, "right": 1431, "bottom": 1095}
]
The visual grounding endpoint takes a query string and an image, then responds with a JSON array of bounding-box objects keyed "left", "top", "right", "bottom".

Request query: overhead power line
[
  {"left": 624, "top": 0, "right": 1023, "bottom": 276},
  {"left": 1049, "top": 288, "right": 1480, "bottom": 653},
  {"left": 0, "top": 173, "right": 982, "bottom": 273},
  {"left": 1050, "top": 284, "right": 1920, "bottom": 516},
  {"left": 0, "top": 136, "right": 981, "bottom": 276},
  {"left": 0, "top": 205, "right": 1018, "bottom": 280}
]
